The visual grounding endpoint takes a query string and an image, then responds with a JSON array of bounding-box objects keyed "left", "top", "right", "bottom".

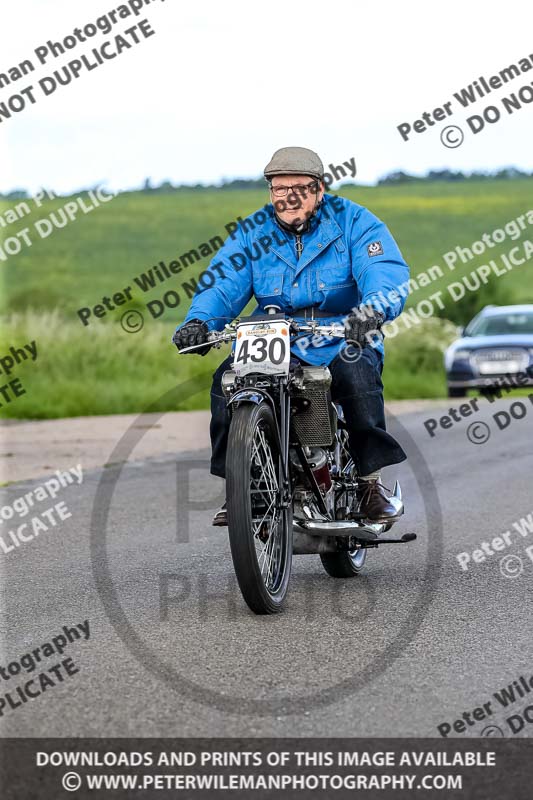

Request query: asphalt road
[{"left": 1, "top": 394, "right": 532, "bottom": 739}]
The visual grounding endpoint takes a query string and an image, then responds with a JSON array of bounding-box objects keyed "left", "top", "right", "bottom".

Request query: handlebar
[{"left": 177, "top": 318, "right": 347, "bottom": 354}]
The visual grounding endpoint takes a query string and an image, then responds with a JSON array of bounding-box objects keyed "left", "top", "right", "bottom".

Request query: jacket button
[
  {"left": 293, "top": 282, "right": 298, "bottom": 288},
  {"left": 274, "top": 288, "right": 279, "bottom": 293},
  {"left": 319, "top": 282, "right": 325, "bottom": 288},
  {"left": 317, "top": 243, "right": 323, "bottom": 248}
]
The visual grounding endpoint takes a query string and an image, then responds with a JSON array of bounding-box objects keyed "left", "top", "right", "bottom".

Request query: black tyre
[
  {"left": 226, "top": 402, "right": 292, "bottom": 614},
  {"left": 320, "top": 547, "right": 367, "bottom": 578},
  {"left": 447, "top": 386, "right": 467, "bottom": 398}
]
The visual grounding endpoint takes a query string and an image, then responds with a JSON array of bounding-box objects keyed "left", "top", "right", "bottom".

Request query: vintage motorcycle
[{"left": 179, "top": 306, "right": 415, "bottom": 614}]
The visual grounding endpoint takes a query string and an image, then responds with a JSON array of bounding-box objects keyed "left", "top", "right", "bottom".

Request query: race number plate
[{"left": 233, "top": 320, "right": 290, "bottom": 376}]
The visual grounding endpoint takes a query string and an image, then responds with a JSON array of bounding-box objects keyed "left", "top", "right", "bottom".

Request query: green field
[{"left": 1, "top": 180, "right": 532, "bottom": 418}]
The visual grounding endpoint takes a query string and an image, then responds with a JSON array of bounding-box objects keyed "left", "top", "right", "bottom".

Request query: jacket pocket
[
  {"left": 253, "top": 271, "right": 284, "bottom": 298},
  {"left": 313, "top": 265, "right": 354, "bottom": 291}
]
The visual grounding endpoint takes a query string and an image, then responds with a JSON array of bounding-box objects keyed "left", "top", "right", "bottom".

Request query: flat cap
[{"left": 264, "top": 146, "right": 324, "bottom": 180}]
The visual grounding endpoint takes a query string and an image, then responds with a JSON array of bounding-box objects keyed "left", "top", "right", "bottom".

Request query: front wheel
[{"left": 226, "top": 402, "right": 292, "bottom": 614}]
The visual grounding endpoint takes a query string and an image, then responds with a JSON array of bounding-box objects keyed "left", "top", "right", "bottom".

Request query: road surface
[{"left": 1, "top": 395, "right": 532, "bottom": 739}]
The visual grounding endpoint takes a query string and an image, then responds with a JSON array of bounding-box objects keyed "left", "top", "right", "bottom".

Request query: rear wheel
[
  {"left": 320, "top": 547, "right": 367, "bottom": 578},
  {"left": 320, "top": 425, "right": 367, "bottom": 578},
  {"left": 226, "top": 402, "right": 292, "bottom": 614}
]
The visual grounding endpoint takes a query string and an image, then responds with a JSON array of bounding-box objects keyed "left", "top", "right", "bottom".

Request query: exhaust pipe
[
  {"left": 294, "top": 519, "right": 385, "bottom": 540},
  {"left": 294, "top": 480, "right": 405, "bottom": 541},
  {"left": 386, "top": 480, "right": 404, "bottom": 518}
]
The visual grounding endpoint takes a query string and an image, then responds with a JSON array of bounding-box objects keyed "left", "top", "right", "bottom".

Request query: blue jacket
[{"left": 180, "top": 194, "right": 410, "bottom": 365}]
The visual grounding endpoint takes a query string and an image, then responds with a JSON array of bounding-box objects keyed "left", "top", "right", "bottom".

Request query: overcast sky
[{"left": 1, "top": 0, "right": 532, "bottom": 193}]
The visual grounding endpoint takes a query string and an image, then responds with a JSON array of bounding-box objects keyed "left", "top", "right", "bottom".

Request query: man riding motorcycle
[{"left": 173, "top": 147, "right": 410, "bottom": 526}]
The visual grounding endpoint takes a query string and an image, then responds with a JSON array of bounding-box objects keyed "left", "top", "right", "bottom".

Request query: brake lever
[{"left": 176, "top": 330, "right": 234, "bottom": 355}]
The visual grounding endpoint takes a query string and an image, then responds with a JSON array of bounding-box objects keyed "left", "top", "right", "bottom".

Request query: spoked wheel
[
  {"left": 320, "top": 425, "right": 368, "bottom": 578},
  {"left": 226, "top": 402, "right": 292, "bottom": 614}
]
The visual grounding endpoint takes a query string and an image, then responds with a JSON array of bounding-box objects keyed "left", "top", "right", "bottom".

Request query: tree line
[{"left": 1, "top": 167, "right": 531, "bottom": 200}]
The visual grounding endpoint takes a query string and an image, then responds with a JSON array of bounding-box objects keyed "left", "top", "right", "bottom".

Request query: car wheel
[{"left": 447, "top": 386, "right": 466, "bottom": 398}]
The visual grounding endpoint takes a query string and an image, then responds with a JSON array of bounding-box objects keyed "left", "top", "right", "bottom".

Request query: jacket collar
[{"left": 257, "top": 195, "right": 343, "bottom": 276}]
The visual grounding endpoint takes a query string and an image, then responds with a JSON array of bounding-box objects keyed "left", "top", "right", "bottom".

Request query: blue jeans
[{"left": 209, "top": 345, "right": 407, "bottom": 479}]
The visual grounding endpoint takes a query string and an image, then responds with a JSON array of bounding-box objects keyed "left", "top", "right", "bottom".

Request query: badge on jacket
[{"left": 367, "top": 241, "right": 384, "bottom": 257}]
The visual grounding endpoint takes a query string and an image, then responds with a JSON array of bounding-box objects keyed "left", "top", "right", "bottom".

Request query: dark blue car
[{"left": 444, "top": 304, "right": 533, "bottom": 397}]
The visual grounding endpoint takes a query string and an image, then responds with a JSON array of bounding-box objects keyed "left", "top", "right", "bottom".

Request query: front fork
[
  {"left": 278, "top": 380, "right": 292, "bottom": 511},
  {"left": 226, "top": 382, "right": 292, "bottom": 511}
]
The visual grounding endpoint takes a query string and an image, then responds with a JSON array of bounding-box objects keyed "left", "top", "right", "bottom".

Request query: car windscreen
[{"left": 466, "top": 312, "right": 533, "bottom": 337}]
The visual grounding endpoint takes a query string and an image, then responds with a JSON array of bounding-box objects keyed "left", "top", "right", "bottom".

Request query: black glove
[
  {"left": 172, "top": 319, "right": 211, "bottom": 356},
  {"left": 345, "top": 306, "right": 385, "bottom": 345}
]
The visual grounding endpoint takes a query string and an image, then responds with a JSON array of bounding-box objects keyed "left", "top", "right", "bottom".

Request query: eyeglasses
[{"left": 269, "top": 180, "right": 320, "bottom": 198}]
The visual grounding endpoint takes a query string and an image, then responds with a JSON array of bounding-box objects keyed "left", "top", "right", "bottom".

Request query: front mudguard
[
  {"left": 226, "top": 388, "right": 281, "bottom": 450},
  {"left": 226, "top": 388, "right": 290, "bottom": 494},
  {"left": 226, "top": 388, "right": 276, "bottom": 413}
]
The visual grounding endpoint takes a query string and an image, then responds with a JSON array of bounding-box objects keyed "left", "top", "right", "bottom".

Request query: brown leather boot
[{"left": 356, "top": 480, "right": 401, "bottom": 522}]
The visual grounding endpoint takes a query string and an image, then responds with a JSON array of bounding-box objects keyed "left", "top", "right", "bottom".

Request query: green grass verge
[
  {"left": 1, "top": 179, "right": 531, "bottom": 418},
  {"left": 0, "top": 312, "right": 457, "bottom": 418}
]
